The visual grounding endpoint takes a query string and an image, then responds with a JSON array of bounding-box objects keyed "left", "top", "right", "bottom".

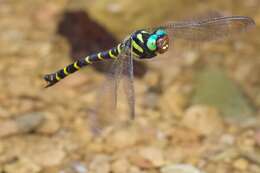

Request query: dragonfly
[{"left": 44, "top": 15, "right": 255, "bottom": 125}]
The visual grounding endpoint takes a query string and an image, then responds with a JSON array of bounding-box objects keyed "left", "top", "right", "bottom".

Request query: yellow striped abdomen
[{"left": 44, "top": 43, "right": 123, "bottom": 87}]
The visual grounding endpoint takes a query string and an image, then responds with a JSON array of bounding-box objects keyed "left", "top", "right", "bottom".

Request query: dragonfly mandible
[{"left": 44, "top": 15, "right": 255, "bottom": 121}]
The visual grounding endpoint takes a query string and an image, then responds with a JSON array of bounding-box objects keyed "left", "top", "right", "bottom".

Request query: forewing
[
  {"left": 89, "top": 50, "right": 126, "bottom": 133},
  {"left": 156, "top": 16, "right": 255, "bottom": 41},
  {"left": 121, "top": 44, "right": 136, "bottom": 120}
]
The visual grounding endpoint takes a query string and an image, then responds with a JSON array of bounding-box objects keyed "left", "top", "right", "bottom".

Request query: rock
[
  {"left": 192, "top": 67, "right": 256, "bottom": 123},
  {"left": 89, "top": 155, "right": 111, "bottom": 173},
  {"left": 182, "top": 105, "right": 224, "bottom": 136},
  {"left": 250, "top": 164, "right": 260, "bottom": 173},
  {"left": 0, "top": 106, "right": 10, "bottom": 118},
  {"left": 160, "top": 164, "right": 205, "bottom": 173},
  {"left": 255, "top": 129, "right": 260, "bottom": 147},
  {"left": 210, "top": 148, "right": 239, "bottom": 162},
  {"left": 111, "top": 158, "right": 130, "bottom": 173},
  {"left": 61, "top": 161, "right": 88, "bottom": 173},
  {"left": 36, "top": 112, "right": 60, "bottom": 135},
  {"left": 129, "top": 154, "right": 154, "bottom": 169},
  {"left": 232, "top": 158, "right": 249, "bottom": 171},
  {"left": 160, "top": 85, "right": 189, "bottom": 118},
  {"left": 138, "top": 147, "right": 165, "bottom": 167},
  {"left": 72, "top": 162, "right": 88, "bottom": 173},
  {"left": 129, "top": 166, "right": 146, "bottom": 173},
  {"left": 15, "top": 112, "right": 45, "bottom": 133},
  {"left": 3, "top": 158, "right": 41, "bottom": 173},
  {"left": 0, "top": 113, "right": 45, "bottom": 138},
  {"left": 107, "top": 129, "right": 138, "bottom": 149},
  {"left": 144, "top": 72, "right": 160, "bottom": 87},
  {"left": 0, "top": 142, "right": 4, "bottom": 154},
  {"left": 129, "top": 147, "right": 164, "bottom": 168},
  {"left": 22, "top": 137, "right": 66, "bottom": 167},
  {"left": 237, "top": 130, "right": 256, "bottom": 152},
  {"left": 219, "top": 134, "right": 235, "bottom": 146},
  {"left": 241, "top": 150, "right": 260, "bottom": 165},
  {"left": 0, "top": 120, "right": 18, "bottom": 138}
]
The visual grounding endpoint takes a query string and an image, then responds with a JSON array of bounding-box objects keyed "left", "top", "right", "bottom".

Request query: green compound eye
[
  {"left": 147, "top": 35, "right": 158, "bottom": 51},
  {"left": 156, "top": 29, "right": 167, "bottom": 36}
]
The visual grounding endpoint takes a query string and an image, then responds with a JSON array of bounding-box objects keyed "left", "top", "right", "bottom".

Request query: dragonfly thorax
[{"left": 130, "top": 29, "right": 169, "bottom": 59}]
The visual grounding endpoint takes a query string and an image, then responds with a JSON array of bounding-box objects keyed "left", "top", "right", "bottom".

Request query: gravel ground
[{"left": 0, "top": 0, "right": 260, "bottom": 173}]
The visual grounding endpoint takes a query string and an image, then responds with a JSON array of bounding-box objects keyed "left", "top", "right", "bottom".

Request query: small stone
[
  {"left": 182, "top": 105, "right": 224, "bottom": 136},
  {"left": 129, "top": 166, "right": 145, "bottom": 173},
  {"left": 0, "top": 120, "right": 18, "bottom": 138},
  {"left": 144, "top": 71, "right": 160, "bottom": 87},
  {"left": 183, "top": 51, "right": 199, "bottom": 66},
  {"left": 160, "top": 85, "right": 188, "bottom": 118},
  {"left": 36, "top": 112, "right": 60, "bottom": 135},
  {"left": 233, "top": 158, "right": 249, "bottom": 171},
  {"left": 129, "top": 154, "right": 153, "bottom": 169},
  {"left": 161, "top": 164, "right": 205, "bottom": 173},
  {"left": 250, "top": 164, "right": 260, "bottom": 173},
  {"left": 108, "top": 129, "right": 138, "bottom": 149},
  {"left": 220, "top": 134, "right": 235, "bottom": 145},
  {"left": 59, "top": 161, "right": 88, "bottom": 173},
  {"left": 255, "top": 129, "right": 260, "bottom": 147},
  {"left": 89, "top": 155, "right": 111, "bottom": 173},
  {"left": 192, "top": 67, "right": 255, "bottom": 123},
  {"left": 0, "top": 142, "right": 4, "bottom": 154},
  {"left": 23, "top": 137, "right": 66, "bottom": 167},
  {"left": 15, "top": 112, "right": 45, "bottom": 133},
  {"left": 241, "top": 150, "right": 260, "bottom": 165},
  {"left": 71, "top": 162, "right": 88, "bottom": 173},
  {"left": 138, "top": 147, "right": 165, "bottom": 167},
  {"left": 0, "top": 106, "right": 10, "bottom": 118},
  {"left": 4, "top": 157, "right": 41, "bottom": 173},
  {"left": 63, "top": 161, "right": 88, "bottom": 173},
  {"left": 111, "top": 159, "right": 130, "bottom": 173}
]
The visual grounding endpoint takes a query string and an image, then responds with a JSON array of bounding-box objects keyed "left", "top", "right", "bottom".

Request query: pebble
[
  {"left": 138, "top": 147, "right": 165, "bottom": 167},
  {"left": 15, "top": 112, "right": 45, "bottom": 133},
  {"left": 233, "top": 158, "right": 249, "bottom": 171},
  {"left": 22, "top": 137, "right": 66, "bottom": 167},
  {"left": 129, "top": 166, "right": 146, "bottom": 173},
  {"left": 255, "top": 129, "right": 260, "bottom": 147},
  {"left": 89, "top": 155, "right": 111, "bottom": 173},
  {"left": 129, "top": 147, "right": 165, "bottom": 169},
  {"left": 36, "top": 112, "right": 60, "bottom": 135},
  {"left": 58, "top": 161, "right": 88, "bottom": 173},
  {"left": 160, "top": 164, "right": 205, "bottom": 173},
  {"left": 0, "top": 120, "right": 18, "bottom": 138},
  {"left": 219, "top": 134, "right": 235, "bottom": 145},
  {"left": 3, "top": 157, "right": 41, "bottom": 173},
  {"left": 191, "top": 67, "right": 255, "bottom": 122},
  {"left": 111, "top": 158, "right": 130, "bottom": 173},
  {"left": 0, "top": 106, "right": 10, "bottom": 118},
  {"left": 182, "top": 105, "right": 224, "bottom": 136},
  {"left": 0, "top": 142, "right": 3, "bottom": 154},
  {"left": 129, "top": 154, "right": 154, "bottom": 169},
  {"left": 107, "top": 129, "right": 138, "bottom": 149},
  {"left": 160, "top": 85, "right": 188, "bottom": 118},
  {"left": 241, "top": 150, "right": 260, "bottom": 165}
]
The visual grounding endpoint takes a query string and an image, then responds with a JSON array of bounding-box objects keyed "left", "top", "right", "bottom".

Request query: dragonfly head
[{"left": 147, "top": 29, "right": 169, "bottom": 54}]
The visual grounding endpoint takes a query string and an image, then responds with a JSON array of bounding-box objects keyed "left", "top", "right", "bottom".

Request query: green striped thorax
[{"left": 147, "top": 29, "right": 169, "bottom": 54}]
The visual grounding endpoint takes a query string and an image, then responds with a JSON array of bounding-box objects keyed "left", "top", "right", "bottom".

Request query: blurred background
[{"left": 0, "top": 0, "right": 259, "bottom": 173}]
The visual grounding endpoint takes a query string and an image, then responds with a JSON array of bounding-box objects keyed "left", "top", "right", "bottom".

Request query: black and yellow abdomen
[{"left": 44, "top": 43, "right": 123, "bottom": 87}]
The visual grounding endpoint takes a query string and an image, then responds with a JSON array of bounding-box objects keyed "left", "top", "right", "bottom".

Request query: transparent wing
[
  {"left": 153, "top": 16, "right": 255, "bottom": 41},
  {"left": 89, "top": 50, "right": 126, "bottom": 133},
  {"left": 121, "top": 43, "right": 136, "bottom": 120}
]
